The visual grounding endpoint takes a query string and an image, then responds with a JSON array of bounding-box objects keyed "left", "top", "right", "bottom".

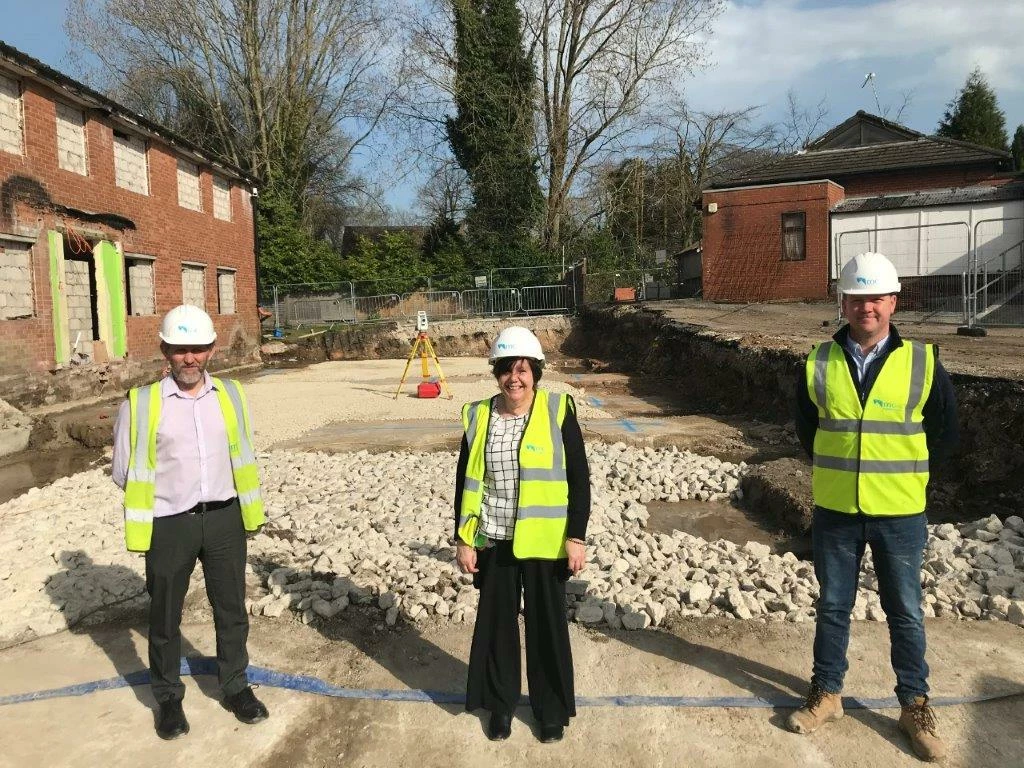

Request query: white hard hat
[
  {"left": 488, "top": 326, "right": 545, "bottom": 364},
  {"left": 838, "top": 251, "right": 901, "bottom": 295},
  {"left": 159, "top": 304, "right": 217, "bottom": 345}
]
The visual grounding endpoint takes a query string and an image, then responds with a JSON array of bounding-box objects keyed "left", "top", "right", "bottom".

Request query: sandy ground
[
  {"left": 244, "top": 359, "right": 612, "bottom": 450},
  {"left": 650, "top": 300, "right": 1024, "bottom": 380},
  {"left": 2, "top": 610, "right": 1022, "bottom": 768},
  {"left": 2, "top": 335, "right": 1022, "bottom": 766}
]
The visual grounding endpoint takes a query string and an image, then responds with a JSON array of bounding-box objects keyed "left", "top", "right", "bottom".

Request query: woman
[{"left": 453, "top": 326, "right": 591, "bottom": 743}]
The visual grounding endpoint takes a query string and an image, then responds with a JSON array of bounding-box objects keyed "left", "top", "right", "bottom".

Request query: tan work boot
[
  {"left": 898, "top": 696, "right": 946, "bottom": 762},
  {"left": 786, "top": 682, "right": 844, "bottom": 733}
]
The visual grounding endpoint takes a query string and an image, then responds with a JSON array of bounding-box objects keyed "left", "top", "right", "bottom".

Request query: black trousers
[
  {"left": 466, "top": 540, "right": 576, "bottom": 726},
  {"left": 145, "top": 500, "right": 249, "bottom": 703}
]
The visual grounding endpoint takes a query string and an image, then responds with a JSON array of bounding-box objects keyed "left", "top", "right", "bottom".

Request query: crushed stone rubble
[{"left": 1, "top": 443, "right": 1023, "bottom": 641}]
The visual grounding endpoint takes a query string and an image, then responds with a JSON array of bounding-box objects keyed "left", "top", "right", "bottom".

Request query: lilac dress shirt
[{"left": 112, "top": 373, "right": 239, "bottom": 517}]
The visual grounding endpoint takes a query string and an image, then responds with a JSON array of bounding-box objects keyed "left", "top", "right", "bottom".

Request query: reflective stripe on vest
[
  {"left": 807, "top": 340, "right": 934, "bottom": 516},
  {"left": 123, "top": 378, "right": 266, "bottom": 552},
  {"left": 458, "top": 389, "right": 571, "bottom": 560}
]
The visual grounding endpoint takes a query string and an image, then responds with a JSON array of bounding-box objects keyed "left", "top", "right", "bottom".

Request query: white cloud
[{"left": 685, "top": 0, "right": 1024, "bottom": 114}]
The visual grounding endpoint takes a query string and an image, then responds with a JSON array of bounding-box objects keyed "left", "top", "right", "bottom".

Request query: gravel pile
[{"left": 2, "top": 444, "right": 1022, "bottom": 642}]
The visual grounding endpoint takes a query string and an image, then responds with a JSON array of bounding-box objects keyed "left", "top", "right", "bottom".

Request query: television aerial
[{"left": 861, "top": 72, "right": 882, "bottom": 114}]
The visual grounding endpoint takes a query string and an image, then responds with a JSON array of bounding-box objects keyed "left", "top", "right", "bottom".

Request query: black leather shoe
[
  {"left": 156, "top": 699, "right": 189, "bottom": 740},
  {"left": 487, "top": 712, "right": 512, "bottom": 741},
  {"left": 539, "top": 724, "right": 564, "bottom": 743},
  {"left": 224, "top": 686, "right": 269, "bottom": 724}
]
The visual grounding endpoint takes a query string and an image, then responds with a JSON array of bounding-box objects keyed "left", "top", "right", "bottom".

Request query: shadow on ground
[
  {"left": 602, "top": 620, "right": 916, "bottom": 759},
  {"left": 45, "top": 550, "right": 222, "bottom": 719}
]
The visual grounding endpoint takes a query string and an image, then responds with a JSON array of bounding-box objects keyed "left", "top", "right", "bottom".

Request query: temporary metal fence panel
[
  {"left": 968, "top": 217, "right": 1024, "bottom": 327},
  {"left": 460, "top": 288, "right": 521, "bottom": 316},
  {"left": 489, "top": 264, "right": 564, "bottom": 289},
  {"left": 580, "top": 268, "right": 679, "bottom": 305},
  {"left": 347, "top": 294, "right": 402, "bottom": 323},
  {"left": 399, "top": 291, "right": 463, "bottom": 320},
  {"left": 318, "top": 297, "right": 357, "bottom": 323},
  {"left": 282, "top": 296, "right": 325, "bottom": 327},
  {"left": 834, "top": 223, "right": 971, "bottom": 324},
  {"left": 520, "top": 285, "right": 572, "bottom": 314}
]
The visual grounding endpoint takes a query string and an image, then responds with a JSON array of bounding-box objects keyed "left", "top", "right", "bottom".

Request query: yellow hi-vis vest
[
  {"left": 806, "top": 339, "right": 935, "bottom": 516},
  {"left": 123, "top": 377, "right": 266, "bottom": 552},
  {"left": 458, "top": 389, "right": 572, "bottom": 559}
]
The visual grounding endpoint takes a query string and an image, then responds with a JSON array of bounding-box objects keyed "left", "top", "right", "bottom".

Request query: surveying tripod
[{"left": 393, "top": 330, "right": 453, "bottom": 399}]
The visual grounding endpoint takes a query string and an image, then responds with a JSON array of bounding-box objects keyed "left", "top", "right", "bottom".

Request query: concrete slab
[
  {"left": 263, "top": 367, "right": 763, "bottom": 458},
  {"left": 2, "top": 614, "right": 1022, "bottom": 768}
]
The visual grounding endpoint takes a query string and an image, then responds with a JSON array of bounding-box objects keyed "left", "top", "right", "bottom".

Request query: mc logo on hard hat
[
  {"left": 160, "top": 305, "right": 217, "bottom": 345},
  {"left": 839, "top": 251, "right": 901, "bottom": 295}
]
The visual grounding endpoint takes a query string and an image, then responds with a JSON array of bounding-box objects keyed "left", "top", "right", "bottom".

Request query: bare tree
[
  {"left": 570, "top": 103, "right": 791, "bottom": 264},
  {"left": 523, "top": 0, "right": 724, "bottom": 250},
  {"left": 883, "top": 89, "right": 915, "bottom": 124},
  {"left": 777, "top": 90, "right": 830, "bottom": 151},
  {"left": 417, "top": 159, "right": 472, "bottom": 225},
  {"left": 67, "top": 0, "right": 400, "bottom": 209}
]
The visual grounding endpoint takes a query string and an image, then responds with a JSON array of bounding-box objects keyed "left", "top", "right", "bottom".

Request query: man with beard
[{"left": 112, "top": 304, "right": 269, "bottom": 739}]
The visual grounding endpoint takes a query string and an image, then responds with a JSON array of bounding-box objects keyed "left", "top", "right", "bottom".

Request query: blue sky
[
  {"left": 685, "top": 0, "right": 1024, "bottom": 137},
  {"left": 2, "top": 0, "right": 1022, "bottom": 214}
]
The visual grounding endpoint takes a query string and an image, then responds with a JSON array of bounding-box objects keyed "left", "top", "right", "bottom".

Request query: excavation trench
[
  {"left": 6, "top": 306, "right": 1023, "bottom": 548},
  {"left": 567, "top": 303, "right": 1024, "bottom": 535}
]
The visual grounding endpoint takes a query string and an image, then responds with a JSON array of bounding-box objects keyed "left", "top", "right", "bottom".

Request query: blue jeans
[{"left": 811, "top": 507, "right": 929, "bottom": 706}]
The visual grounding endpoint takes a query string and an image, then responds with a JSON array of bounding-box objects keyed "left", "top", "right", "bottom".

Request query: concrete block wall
[
  {"left": 0, "top": 70, "right": 260, "bottom": 393},
  {"left": 0, "top": 241, "right": 33, "bottom": 320},
  {"left": 112, "top": 132, "right": 148, "bottom": 194},
  {"left": 55, "top": 102, "right": 87, "bottom": 176},
  {"left": 218, "top": 270, "right": 236, "bottom": 315},
  {"left": 0, "top": 73, "right": 22, "bottom": 154},
  {"left": 181, "top": 265, "right": 206, "bottom": 309},
  {"left": 213, "top": 176, "right": 231, "bottom": 221},
  {"left": 126, "top": 260, "right": 155, "bottom": 316},
  {"left": 176, "top": 159, "right": 202, "bottom": 211},
  {"left": 64, "top": 258, "right": 94, "bottom": 346}
]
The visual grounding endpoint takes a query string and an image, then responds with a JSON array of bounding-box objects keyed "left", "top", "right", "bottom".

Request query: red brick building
[
  {"left": 0, "top": 42, "right": 261, "bottom": 406},
  {"left": 701, "top": 111, "right": 1019, "bottom": 302}
]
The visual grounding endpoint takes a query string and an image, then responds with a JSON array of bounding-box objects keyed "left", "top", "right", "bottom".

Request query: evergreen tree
[
  {"left": 936, "top": 68, "right": 1009, "bottom": 151},
  {"left": 256, "top": 186, "right": 344, "bottom": 288},
  {"left": 446, "top": 0, "right": 542, "bottom": 266},
  {"left": 1012, "top": 125, "right": 1024, "bottom": 172}
]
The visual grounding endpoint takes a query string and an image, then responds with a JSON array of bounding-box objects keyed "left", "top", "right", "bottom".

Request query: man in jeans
[{"left": 790, "top": 252, "right": 958, "bottom": 762}]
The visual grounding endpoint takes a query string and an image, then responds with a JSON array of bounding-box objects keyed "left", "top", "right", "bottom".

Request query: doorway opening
[{"left": 63, "top": 231, "right": 99, "bottom": 359}]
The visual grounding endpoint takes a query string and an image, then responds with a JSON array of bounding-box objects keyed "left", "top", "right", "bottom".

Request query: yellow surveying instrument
[{"left": 393, "top": 311, "right": 453, "bottom": 399}]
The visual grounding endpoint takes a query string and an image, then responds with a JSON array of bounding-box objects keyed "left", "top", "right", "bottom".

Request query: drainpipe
[{"left": 250, "top": 184, "right": 263, "bottom": 310}]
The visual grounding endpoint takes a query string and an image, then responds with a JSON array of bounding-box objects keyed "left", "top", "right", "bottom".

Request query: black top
[
  {"left": 794, "top": 324, "right": 960, "bottom": 464},
  {"left": 454, "top": 393, "right": 591, "bottom": 543}
]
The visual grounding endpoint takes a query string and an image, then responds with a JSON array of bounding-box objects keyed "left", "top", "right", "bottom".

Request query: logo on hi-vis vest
[
  {"left": 871, "top": 397, "right": 900, "bottom": 410},
  {"left": 523, "top": 443, "right": 546, "bottom": 453}
]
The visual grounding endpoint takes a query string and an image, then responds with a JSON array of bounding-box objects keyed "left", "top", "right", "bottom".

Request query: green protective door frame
[
  {"left": 94, "top": 240, "right": 127, "bottom": 358},
  {"left": 47, "top": 231, "right": 69, "bottom": 364}
]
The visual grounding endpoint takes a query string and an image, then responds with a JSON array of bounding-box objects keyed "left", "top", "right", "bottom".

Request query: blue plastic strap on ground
[{"left": 1, "top": 657, "right": 1021, "bottom": 710}]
